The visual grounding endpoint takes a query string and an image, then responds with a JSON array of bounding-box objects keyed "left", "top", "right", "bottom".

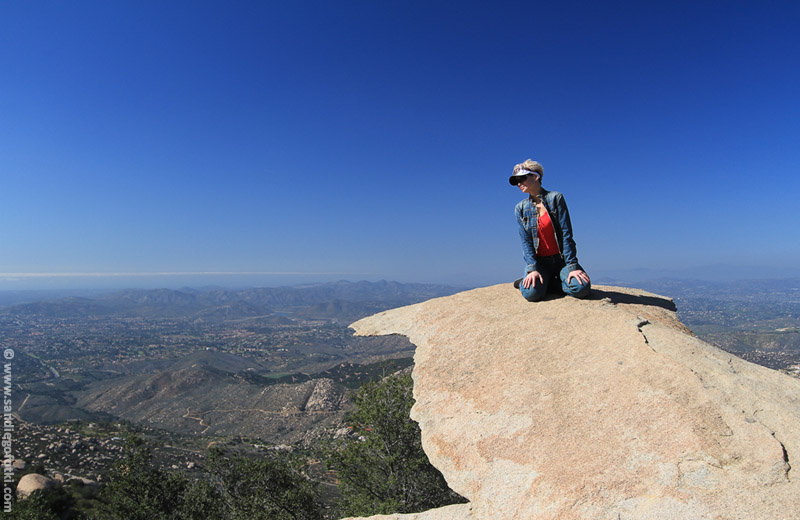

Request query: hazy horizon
[{"left": 2, "top": 262, "right": 800, "bottom": 294}]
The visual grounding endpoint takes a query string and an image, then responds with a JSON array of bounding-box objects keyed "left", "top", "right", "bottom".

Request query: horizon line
[{"left": 0, "top": 271, "right": 355, "bottom": 278}]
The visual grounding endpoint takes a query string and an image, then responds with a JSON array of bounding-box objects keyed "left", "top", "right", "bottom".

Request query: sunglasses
[{"left": 512, "top": 173, "right": 535, "bottom": 185}]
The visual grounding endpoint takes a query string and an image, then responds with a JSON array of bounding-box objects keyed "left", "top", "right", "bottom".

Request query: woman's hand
[
  {"left": 522, "top": 271, "right": 543, "bottom": 289},
  {"left": 567, "top": 269, "right": 590, "bottom": 285}
]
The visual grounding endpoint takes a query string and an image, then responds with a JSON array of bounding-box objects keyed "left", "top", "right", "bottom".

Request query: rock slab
[{"left": 345, "top": 284, "right": 800, "bottom": 520}]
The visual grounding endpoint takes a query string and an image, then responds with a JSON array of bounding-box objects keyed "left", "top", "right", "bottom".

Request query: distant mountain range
[
  {"left": 0, "top": 280, "right": 462, "bottom": 321},
  {"left": 619, "top": 277, "right": 800, "bottom": 301}
]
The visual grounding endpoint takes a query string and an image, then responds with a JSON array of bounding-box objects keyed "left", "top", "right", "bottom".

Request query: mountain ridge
[{"left": 1, "top": 280, "right": 463, "bottom": 320}]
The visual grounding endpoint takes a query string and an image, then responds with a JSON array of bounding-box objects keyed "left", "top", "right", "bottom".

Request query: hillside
[
  {"left": 75, "top": 358, "right": 348, "bottom": 443},
  {"left": 62, "top": 350, "right": 411, "bottom": 444}
]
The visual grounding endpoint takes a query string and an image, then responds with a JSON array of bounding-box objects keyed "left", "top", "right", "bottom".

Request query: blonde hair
[{"left": 512, "top": 159, "right": 544, "bottom": 179}]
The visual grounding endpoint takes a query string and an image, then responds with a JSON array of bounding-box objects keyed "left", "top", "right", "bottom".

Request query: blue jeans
[{"left": 520, "top": 255, "right": 591, "bottom": 302}]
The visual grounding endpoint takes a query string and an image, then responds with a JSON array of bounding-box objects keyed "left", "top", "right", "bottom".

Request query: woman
[{"left": 510, "top": 159, "right": 591, "bottom": 302}]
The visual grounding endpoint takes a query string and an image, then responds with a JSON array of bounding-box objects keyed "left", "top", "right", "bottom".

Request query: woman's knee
[
  {"left": 560, "top": 268, "right": 591, "bottom": 299},
  {"left": 563, "top": 280, "right": 591, "bottom": 299},
  {"left": 520, "top": 285, "right": 546, "bottom": 302}
]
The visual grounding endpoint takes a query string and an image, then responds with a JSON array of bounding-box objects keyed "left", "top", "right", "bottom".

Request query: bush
[
  {"left": 4, "top": 489, "right": 61, "bottom": 520},
  {"left": 206, "top": 448, "right": 323, "bottom": 520},
  {"left": 94, "top": 437, "right": 322, "bottom": 519},
  {"left": 327, "top": 372, "right": 465, "bottom": 516},
  {"left": 94, "top": 436, "right": 195, "bottom": 519}
]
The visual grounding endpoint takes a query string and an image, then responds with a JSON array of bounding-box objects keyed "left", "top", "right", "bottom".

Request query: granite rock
[
  {"left": 17, "top": 473, "right": 57, "bottom": 500},
  {"left": 344, "top": 284, "right": 800, "bottom": 520}
]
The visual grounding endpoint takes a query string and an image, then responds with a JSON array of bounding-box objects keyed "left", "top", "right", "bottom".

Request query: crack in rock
[
  {"left": 775, "top": 434, "right": 792, "bottom": 482},
  {"left": 635, "top": 318, "right": 655, "bottom": 351}
]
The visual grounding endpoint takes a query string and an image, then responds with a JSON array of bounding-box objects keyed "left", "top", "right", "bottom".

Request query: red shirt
[{"left": 536, "top": 209, "right": 560, "bottom": 256}]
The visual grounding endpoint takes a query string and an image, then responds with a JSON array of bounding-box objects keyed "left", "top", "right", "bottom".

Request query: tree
[
  {"left": 4, "top": 467, "right": 83, "bottom": 520},
  {"left": 327, "top": 372, "right": 465, "bottom": 516},
  {"left": 4, "top": 489, "right": 61, "bottom": 520},
  {"left": 206, "top": 449, "right": 323, "bottom": 520},
  {"left": 94, "top": 436, "right": 322, "bottom": 520},
  {"left": 94, "top": 436, "right": 217, "bottom": 520},
  {"left": 179, "top": 477, "right": 226, "bottom": 520}
]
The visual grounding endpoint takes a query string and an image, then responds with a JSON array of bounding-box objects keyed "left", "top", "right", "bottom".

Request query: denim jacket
[{"left": 514, "top": 188, "right": 580, "bottom": 274}]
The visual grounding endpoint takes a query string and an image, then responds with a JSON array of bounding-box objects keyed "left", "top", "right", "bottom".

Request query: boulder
[
  {"left": 67, "top": 476, "right": 98, "bottom": 487},
  {"left": 305, "top": 378, "right": 346, "bottom": 411},
  {"left": 345, "top": 284, "right": 800, "bottom": 520},
  {"left": 16, "top": 473, "right": 56, "bottom": 499}
]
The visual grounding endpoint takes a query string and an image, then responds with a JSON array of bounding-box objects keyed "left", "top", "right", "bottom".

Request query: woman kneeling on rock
[{"left": 510, "top": 159, "right": 591, "bottom": 302}]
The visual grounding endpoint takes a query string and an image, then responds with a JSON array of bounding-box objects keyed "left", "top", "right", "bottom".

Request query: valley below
[{"left": 2, "top": 278, "right": 799, "bottom": 486}]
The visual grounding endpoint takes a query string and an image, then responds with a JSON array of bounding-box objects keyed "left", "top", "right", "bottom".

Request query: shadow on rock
[{"left": 588, "top": 287, "right": 677, "bottom": 312}]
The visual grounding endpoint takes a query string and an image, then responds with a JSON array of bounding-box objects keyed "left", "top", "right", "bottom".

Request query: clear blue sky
[{"left": 2, "top": 1, "right": 799, "bottom": 290}]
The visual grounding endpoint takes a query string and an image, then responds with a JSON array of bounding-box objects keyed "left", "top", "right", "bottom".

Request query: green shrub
[{"left": 327, "top": 372, "right": 465, "bottom": 516}]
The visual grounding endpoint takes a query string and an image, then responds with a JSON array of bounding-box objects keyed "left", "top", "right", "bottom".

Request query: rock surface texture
[{"left": 345, "top": 284, "right": 800, "bottom": 520}]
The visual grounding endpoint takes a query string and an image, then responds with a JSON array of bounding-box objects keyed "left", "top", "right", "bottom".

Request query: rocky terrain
[
  {"left": 8, "top": 419, "right": 205, "bottom": 483},
  {"left": 76, "top": 363, "right": 349, "bottom": 443},
  {"left": 346, "top": 284, "right": 800, "bottom": 520}
]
